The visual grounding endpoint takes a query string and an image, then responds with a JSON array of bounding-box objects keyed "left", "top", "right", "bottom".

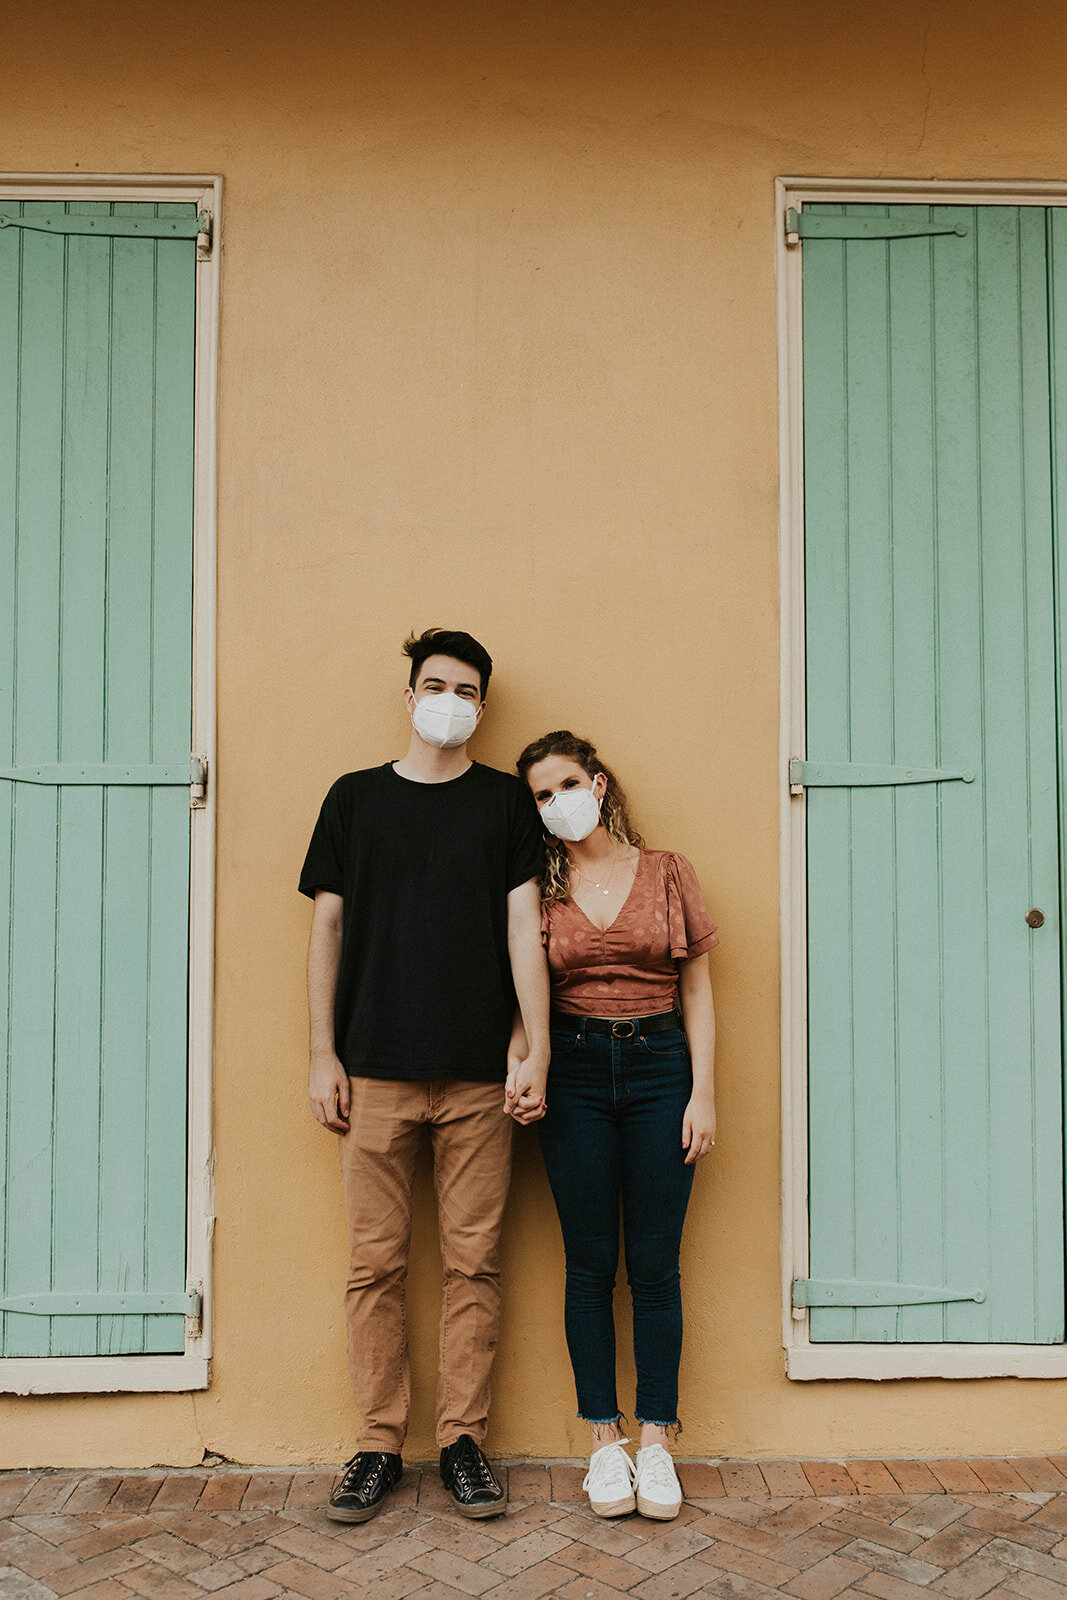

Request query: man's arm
[
  {"left": 307, "top": 890, "right": 351, "bottom": 1133},
  {"left": 504, "top": 877, "right": 551, "bottom": 1124}
]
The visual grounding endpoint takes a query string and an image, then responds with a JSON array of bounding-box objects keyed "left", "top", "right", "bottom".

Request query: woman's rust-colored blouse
[{"left": 541, "top": 848, "right": 718, "bottom": 1018}]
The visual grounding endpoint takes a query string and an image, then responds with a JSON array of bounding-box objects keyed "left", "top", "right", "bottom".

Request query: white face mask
[
  {"left": 410, "top": 691, "right": 480, "bottom": 750},
  {"left": 539, "top": 783, "right": 602, "bottom": 842}
]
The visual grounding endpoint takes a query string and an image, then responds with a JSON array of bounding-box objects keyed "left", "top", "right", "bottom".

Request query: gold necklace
[{"left": 572, "top": 849, "right": 629, "bottom": 896}]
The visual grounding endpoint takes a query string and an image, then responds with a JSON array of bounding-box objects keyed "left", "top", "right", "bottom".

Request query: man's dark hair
[{"left": 402, "top": 628, "right": 493, "bottom": 700}]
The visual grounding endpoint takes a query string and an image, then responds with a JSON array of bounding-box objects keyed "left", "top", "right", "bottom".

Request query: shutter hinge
[
  {"left": 784, "top": 206, "right": 968, "bottom": 245},
  {"left": 0, "top": 208, "right": 213, "bottom": 245},
  {"left": 190, "top": 754, "right": 209, "bottom": 809},
  {"left": 0, "top": 760, "right": 204, "bottom": 786},
  {"left": 789, "top": 757, "right": 975, "bottom": 792},
  {"left": 792, "top": 1278, "right": 986, "bottom": 1308},
  {"left": 185, "top": 1287, "right": 204, "bottom": 1336},
  {"left": 0, "top": 1289, "right": 204, "bottom": 1315}
]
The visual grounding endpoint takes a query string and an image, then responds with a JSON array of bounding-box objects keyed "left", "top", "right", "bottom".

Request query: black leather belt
[{"left": 551, "top": 1008, "right": 683, "bottom": 1039}]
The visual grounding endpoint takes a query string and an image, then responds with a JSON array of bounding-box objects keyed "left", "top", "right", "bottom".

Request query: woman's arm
[
  {"left": 505, "top": 878, "right": 551, "bottom": 1123},
  {"left": 677, "top": 953, "right": 716, "bottom": 1164},
  {"left": 508, "top": 1010, "right": 528, "bottom": 1070},
  {"left": 504, "top": 1011, "right": 546, "bottom": 1121}
]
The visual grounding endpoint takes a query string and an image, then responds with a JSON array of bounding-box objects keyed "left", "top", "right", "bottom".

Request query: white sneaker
[
  {"left": 634, "top": 1442, "right": 682, "bottom": 1520},
  {"left": 582, "top": 1439, "right": 636, "bottom": 1517}
]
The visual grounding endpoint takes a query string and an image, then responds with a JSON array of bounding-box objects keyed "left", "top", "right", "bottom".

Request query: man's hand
[
  {"left": 307, "top": 892, "right": 347, "bottom": 1131},
  {"left": 504, "top": 1041, "right": 549, "bottom": 1125},
  {"left": 309, "top": 1050, "right": 351, "bottom": 1133}
]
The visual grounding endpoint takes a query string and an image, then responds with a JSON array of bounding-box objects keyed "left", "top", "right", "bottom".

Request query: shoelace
[
  {"left": 583, "top": 1439, "right": 635, "bottom": 1494},
  {"left": 339, "top": 1454, "right": 389, "bottom": 1494},
  {"left": 448, "top": 1438, "right": 498, "bottom": 1494},
  {"left": 638, "top": 1444, "right": 680, "bottom": 1495}
]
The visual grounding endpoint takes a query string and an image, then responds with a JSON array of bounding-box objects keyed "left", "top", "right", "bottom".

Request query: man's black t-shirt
[{"left": 298, "top": 761, "right": 544, "bottom": 1082}]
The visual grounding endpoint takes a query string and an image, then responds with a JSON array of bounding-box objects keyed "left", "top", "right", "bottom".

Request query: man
[{"left": 299, "top": 628, "right": 550, "bottom": 1523}]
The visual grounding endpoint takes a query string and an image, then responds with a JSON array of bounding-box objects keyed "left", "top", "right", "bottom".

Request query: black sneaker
[
  {"left": 326, "top": 1450, "right": 403, "bottom": 1522},
  {"left": 439, "top": 1433, "right": 507, "bottom": 1518}
]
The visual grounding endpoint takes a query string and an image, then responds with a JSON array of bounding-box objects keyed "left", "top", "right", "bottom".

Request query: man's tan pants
[{"left": 339, "top": 1077, "right": 514, "bottom": 1454}]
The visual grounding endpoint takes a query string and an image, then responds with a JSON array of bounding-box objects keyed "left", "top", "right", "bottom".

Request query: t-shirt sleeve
[
  {"left": 506, "top": 782, "right": 546, "bottom": 893},
  {"left": 665, "top": 852, "right": 719, "bottom": 960},
  {"left": 298, "top": 780, "right": 347, "bottom": 899}
]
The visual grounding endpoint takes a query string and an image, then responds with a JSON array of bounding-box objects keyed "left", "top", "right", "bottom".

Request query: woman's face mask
[
  {"left": 410, "top": 691, "right": 480, "bottom": 749},
  {"left": 539, "top": 780, "right": 603, "bottom": 842}
]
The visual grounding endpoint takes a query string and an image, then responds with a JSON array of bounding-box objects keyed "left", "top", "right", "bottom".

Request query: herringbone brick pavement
[{"left": 3, "top": 1457, "right": 1067, "bottom": 1600}]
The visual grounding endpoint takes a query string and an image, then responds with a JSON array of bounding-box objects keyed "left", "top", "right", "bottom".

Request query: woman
[{"left": 506, "top": 731, "right": 717, "bottom": 1522}]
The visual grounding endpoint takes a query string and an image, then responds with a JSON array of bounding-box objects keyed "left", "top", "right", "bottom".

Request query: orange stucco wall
[{"left": 4, "top": 0, "right": 1067, "bottom": 1467}]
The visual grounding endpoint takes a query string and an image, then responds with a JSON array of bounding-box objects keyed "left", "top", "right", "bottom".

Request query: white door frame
[
  {"left": 777, "top": 174, "right": 1067, "bottom": 1380},
  {"left": 0, "top": 173, "right": 220, "bottom": 1394}
]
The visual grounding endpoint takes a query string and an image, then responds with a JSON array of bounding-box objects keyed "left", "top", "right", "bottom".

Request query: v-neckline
[{"left": 569, "top": 849, "right": 644, "bottom": 935}]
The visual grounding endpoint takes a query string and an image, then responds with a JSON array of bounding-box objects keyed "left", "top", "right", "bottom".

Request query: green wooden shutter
[
  {"left": 0, "top": 201, "right": 197, "bottom": 1357},
  {"left": 800, "top": 203, "right": 1065, "bottom": 1343}
]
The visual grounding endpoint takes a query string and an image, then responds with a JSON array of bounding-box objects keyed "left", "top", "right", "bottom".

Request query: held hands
[
  {"left": 309, "top": 1050, "right": 351, "bottom": 1133},
  {"left": 504, "top": 1041, "right": 549, "bottom": 1125},
  {"left": 682, "top": 1090, "right": 716, "bottom": 1165}
]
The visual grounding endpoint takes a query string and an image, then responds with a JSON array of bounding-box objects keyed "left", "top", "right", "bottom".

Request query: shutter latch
[{"left": 191, "top": 755, "right": 208, "bottom": 809}]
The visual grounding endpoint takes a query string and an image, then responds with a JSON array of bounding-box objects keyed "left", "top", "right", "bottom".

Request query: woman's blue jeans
[{"left": 537, "top": 1015, "right": 695, "bottom": 1427}]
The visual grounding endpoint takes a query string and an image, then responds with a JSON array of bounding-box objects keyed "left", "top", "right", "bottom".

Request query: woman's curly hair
[{"left": 516, "top": 730, "right": 645, "bottom": 901}]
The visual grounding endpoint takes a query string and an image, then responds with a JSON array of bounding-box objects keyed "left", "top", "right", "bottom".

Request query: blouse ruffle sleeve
[{"left": 665, "top": 852, "right": 719, "bottom": 961}]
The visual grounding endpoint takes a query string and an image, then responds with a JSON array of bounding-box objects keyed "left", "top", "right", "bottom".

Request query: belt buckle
[{"left": 611, "top": 1019, "right": 637, "bottom": 1039}]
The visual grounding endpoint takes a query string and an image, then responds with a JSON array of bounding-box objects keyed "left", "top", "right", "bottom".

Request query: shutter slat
[
  {"left": 1044, "top": 211, "right": 1067, "bottom": 1342},
  {"left": 0, "top": 186, "right": 19, "bottom": 1356},
  {"left": 841, "top": 215, "right": 900, "bottom": 1343},
  {"left": 885, "top": 209, "right": 945, "bottom": 1342},
  {"left": 974, "top": 208, "right": 1061, "bottom": 1341},
  {"left": 50, "top": 198, "right": 112, "bottom": 1355},
  {"left": 803, "top": 221, "right": 858, "bottom": 1342},
  {"left": 98, "top": 201, "right": 163, "bottom": 1357},
  {"left": 6, "top": 204, "right": 67, "bottom": 1358},
  {"left": 144, "top": 206, "right": 196, "bottom": 1352}
]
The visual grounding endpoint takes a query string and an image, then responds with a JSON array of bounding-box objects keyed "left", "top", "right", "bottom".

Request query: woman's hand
[
  {"left": 678, "top": 954, "right": 715, "bottom": 1164},
  {"left": 504, "top": 1041, "right": 549, "bottom": 1124},
  {"left": 682, "top": 1089, "right": 716, "bottom": 1164}
]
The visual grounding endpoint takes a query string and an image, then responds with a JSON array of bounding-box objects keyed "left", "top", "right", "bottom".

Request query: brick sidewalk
[{"left": 3, "top": 1456, "right": 1067, "bottom": 1600}]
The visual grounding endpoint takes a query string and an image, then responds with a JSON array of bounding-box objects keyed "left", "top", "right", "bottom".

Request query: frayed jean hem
[
  {"left": 579, "top": 1411, "right": 624, "bottom": 1425},
  {"left": 636, "top": 1416, "right": 683, "bottom": 1437}
]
